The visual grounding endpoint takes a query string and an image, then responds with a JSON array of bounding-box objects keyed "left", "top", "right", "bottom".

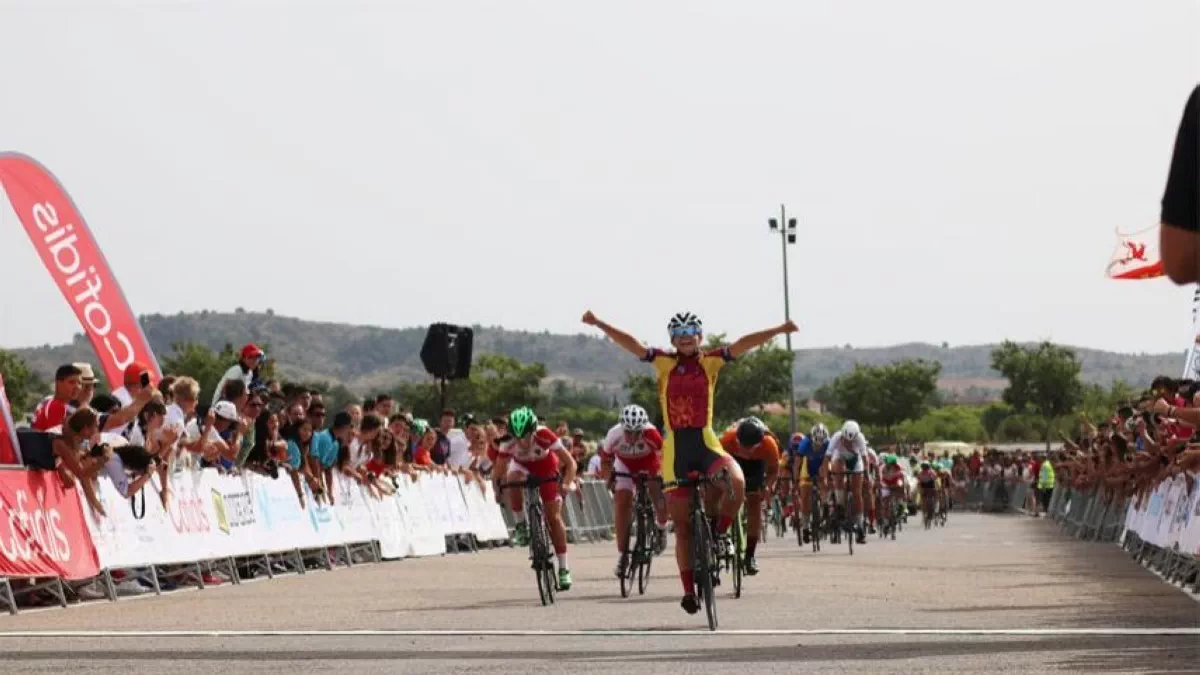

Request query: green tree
[
  {"left": 395, "top": 353, "right": 547, "bottom": 420},
  {"left": 990, "top": 341, "right": 1084, "bottom": 450},
  {"left": 821, "top": 359, "right": 942, "bottom": 440},
  {"left": 897, "top": 406, "right": 986, "bottom": 443},
  {"left": 979, "top": 403, "right": 1012, "bottom": 440},
  {"left": 624, "top": 372, "right": 660, "bottom": 425},
  {"left": 0, "top": 349, "right": 45, "bottom": 415}
]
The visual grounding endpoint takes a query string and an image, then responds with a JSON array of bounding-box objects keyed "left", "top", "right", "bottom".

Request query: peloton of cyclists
[
  {"left": 582, "top": 309, "right": 797, "bottom": 615},
  {"left": 600, "top": 404, "right": 668, "bottom": 579},
  {"left": 718, "top": 417, "right": 781, "bottom": 575}
]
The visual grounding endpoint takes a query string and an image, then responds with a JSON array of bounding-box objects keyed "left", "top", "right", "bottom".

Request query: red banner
[
  {"left": 0, "top": 152, "right": 160, "bottom": 386},
  {"left": 0, "top": 469, "right": 100, "bottom": 579},
  {"left": 0, "top": 374, "right": 19, "bottom": 465}
]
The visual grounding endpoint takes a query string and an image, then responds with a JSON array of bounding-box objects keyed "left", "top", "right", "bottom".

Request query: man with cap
[
  {"left": 193, "top": 400, "right": 243, "bottom": 471},
  {"left": 74, "top": 362, "right": 155, "bottom": 434},
  {"left": 72, "top": 363, "right": 97, "bottom": 409},
  {"left": 212, "top": 343, "right": 265, "bottom": 406},
  {"left": 109, "top": 362, "right": 156, "bottom": 437}
]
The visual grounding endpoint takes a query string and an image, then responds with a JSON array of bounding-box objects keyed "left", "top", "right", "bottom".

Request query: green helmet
[
  {"left": 508, "top": 406, "right": 539, "bottom": 438},
  {"left": 884, "top": 454, "right": 899, "bottom": 465}
]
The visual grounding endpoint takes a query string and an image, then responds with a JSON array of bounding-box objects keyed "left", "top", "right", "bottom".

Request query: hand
[
  {"left": 204, "top": 409, "right": 216, "bottom": 427},
  {"left": 779, "top": 319, "right": 799, "bottom": 334},
  {"left": 237, "top": 417, "right": 250, "bottom": 434},
  {"left": 581, "top": 310, "right": 599, "bottom": 327},
  {"left": 135, "top": 387, "right": 155, "bottom": 404},
  {"left": 1153, "top": 399, "right": 1172, "bottom": 416}
]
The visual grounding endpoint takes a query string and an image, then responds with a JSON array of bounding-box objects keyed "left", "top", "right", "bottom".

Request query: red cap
[
  {"left": 241, "top": 343, "right": 264, "bottom": 360},
  {"left": 123, "top": 362, "right": 151, "bottom": 386}
]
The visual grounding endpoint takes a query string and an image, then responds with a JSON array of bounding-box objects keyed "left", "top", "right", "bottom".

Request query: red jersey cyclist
[
  {"left": 583, "top": 309, "right": 797, "bottom": 616},
  {"left": 494, "top": 407, "right": 578, "bottom": 591},
  {"left": 599, "top": 404, "right": 667, "bottom": 579}
]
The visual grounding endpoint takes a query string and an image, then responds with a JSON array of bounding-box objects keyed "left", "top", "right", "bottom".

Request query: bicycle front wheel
[
  {"left": 732, "top": 514, "right": 743, "bottom": 599},
  {"left": 530, "top": 506, "right": 553, "bottom": 606},
  {"left": 693, "top": 513, "right": 717, "bottom": 631},
  {"left": 637, "top": 508, "right": 653, "bottom": 595}
]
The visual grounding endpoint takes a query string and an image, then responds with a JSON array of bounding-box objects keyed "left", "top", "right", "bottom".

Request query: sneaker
[
  {"left": 115, "top": 579, "right": 151, "bottom": 596},
  {"left": 557, "top": 568, "right": 573, "bottom": 591},
  {"left": 802, "top": 527, "right": 812, "bottom": 544},
  {"left": 680, "top": 594, "right": 701, "bottom": 614},
  {"left": 868, "top": 523, "right": 877, "bottom": 535},
  {"left": 743, "top": 555, "right": 759, "bottom": 576},
  {"left": 513, "top": 523, "right": 530, "bottom": 547},
  {"left": 74, "top": 581, "right": 108, "bottom": 601},
  {"left": 614, "top": 553, "right": 629, "bottom": 579},
  {"left": 855, "top": 527, "right": 867, "bottom": 545}
]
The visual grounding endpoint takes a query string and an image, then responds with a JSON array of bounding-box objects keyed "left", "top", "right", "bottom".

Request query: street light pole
[{"left": 768, "top": 205, "right": 798, "bottom": 440}]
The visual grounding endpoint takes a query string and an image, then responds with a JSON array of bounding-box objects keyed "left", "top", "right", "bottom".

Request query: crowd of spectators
[
  {"left": 1050, "top": 376, "right": 1200, "bottom": 512},
  {"left": 19, "top": 344, "right": 607, "bottom": 517}
]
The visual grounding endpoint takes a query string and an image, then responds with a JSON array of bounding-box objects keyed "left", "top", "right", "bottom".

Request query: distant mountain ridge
[{"left": 8, "top": 311, "right": 1186, "bottom": 396}]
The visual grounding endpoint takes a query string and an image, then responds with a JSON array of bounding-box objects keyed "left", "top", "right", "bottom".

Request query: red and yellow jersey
[
  {"left": 719, "top": 427, "right": 781, "bottom": 464},
  {"left": 642, "top": 347, "right": 733, "bottom": 431}
]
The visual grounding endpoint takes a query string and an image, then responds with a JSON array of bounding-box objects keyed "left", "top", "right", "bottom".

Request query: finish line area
[{"left": 0, "top": 514, "right": 1196, "bottom": 673}]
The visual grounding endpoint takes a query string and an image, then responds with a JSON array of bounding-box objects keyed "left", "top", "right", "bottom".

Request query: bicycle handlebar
[
  {"left": 497, "top": 474, "right": 562, "bottom": 491},
  {"left": 612, "top": 472, "right": 663, "bottom": 482}
]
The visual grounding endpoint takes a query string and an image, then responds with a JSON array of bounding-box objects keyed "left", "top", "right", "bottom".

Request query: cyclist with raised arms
[
  {"left": 495, "top": 406, "right": 578, "bottom": 591},
  {"left": 601, "top": 404, "right": 668, "bottom": 578},
  {"left": 719, "top": 417, "right": 781, "bottom": 575},
  {"left": 823, "top": 420, "right": 869, "bottom": 545},
  {"left": 582, "top": 309, "right": 797, "bottom": 615},
  {"left": 792, "top": 423, "right": 830, "bottom": 543}
]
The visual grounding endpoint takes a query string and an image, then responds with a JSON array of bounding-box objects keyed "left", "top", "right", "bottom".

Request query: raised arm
[
  {"left": 728, "top": 320, "right": 798, "bottom": 359},
  {"left": 583, "top": 311, "right": 649, "bottom": 359}
]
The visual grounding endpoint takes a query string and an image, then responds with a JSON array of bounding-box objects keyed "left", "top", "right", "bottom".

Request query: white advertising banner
[
  {"left": 83, "top": 469, "right": 511, "bottom": 570},
  {"left": 1122, "top": 472, "right": 1200, "bottom": 555}
]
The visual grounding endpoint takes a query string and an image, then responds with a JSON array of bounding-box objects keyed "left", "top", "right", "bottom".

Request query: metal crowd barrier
[{"left": 1045, "top": 483, "right": 1199, "bottom": 595}]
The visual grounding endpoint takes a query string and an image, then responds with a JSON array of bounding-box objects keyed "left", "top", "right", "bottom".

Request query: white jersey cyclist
[
  {"left": 824, "top": 425, "right": 868, "bottom": 473},
  {"left": 602, "top": 422, "right": 664, "bottom": 492}
]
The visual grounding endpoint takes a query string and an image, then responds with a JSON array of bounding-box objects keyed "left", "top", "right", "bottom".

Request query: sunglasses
[{"left": 670, "top": 326, "right": 700, "bottom": 338}]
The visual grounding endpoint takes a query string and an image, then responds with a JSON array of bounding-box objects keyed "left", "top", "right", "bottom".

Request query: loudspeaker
[{"left": 420, "top": 323, "right": 474, "bottom": 380}]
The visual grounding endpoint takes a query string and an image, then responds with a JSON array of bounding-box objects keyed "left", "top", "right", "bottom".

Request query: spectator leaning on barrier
[
  {"left": 32, "top": 364, "right": 82, "bottom": 431},
  {"left": 212, "top": 343, "right": 265, "bottom": 406},
  {"left": 53, "top": 407, "right": 110, "bottom": 515}
]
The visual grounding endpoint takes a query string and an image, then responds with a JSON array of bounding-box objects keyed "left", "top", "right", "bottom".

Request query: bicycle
[
  {"left": 613, "top": 471, "right": 662, "bottom": 598},
  {"left": 828, "top": 471, "right": 858, "bottom": 556},
  {"left": 920, "top": 485, "right": 937, "bottom": 530},
  {"left": 727, "top": 505, "right": 745, "bottom": 599},
  {"left": 807, "top": 484, "right": 824, "bottom": 553},
  {"left": 769, "top": 492, "right": 786, "bottom": 539},
  {"left": 665, "top": 471, "right": 731, "bottom": 631},
  {"left": 499, "top": 474, "right": 561, "bottom": 606}
]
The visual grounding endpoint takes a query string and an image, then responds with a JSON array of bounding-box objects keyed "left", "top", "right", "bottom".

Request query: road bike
[
  {"left": 613, "top": 471, "right": 662, "bottom": 598},
  {"left": 666, "top": 471, "right": 732, "bottom": 631},
  {"left": 499, "top": 474, "right": 561, "bottom": 606}
]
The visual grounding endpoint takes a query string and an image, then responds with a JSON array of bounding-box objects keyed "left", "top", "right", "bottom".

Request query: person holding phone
[{"left": 212, "top": 343, "right": 266, "bottom": 406}]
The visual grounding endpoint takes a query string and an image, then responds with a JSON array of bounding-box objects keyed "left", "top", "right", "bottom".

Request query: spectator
[
  {"left": 362, "top": 397, "right": 377, "bottom": 417},
  {"left": 569, "top": 428, "right": 586, "bottom": 465},
  {"left": 432, "top": 409, "right": 456, "bottom": 466},
  {"left": 157, "top": 375, "right": 177, "bottom": 406},
  {"left": 308, "top": 389, "right": 323, "bottom": 407},
  {"left": 247, "top": 409, "right": 288, "bottom": 476},
  {"left": 32, "top": 364, "right": 82, "bottom": 431},
  {"left": 167, "top": 377, "right": 202, "bottom": 470},
  {"left": 412, "top": 419, "right": 436, "bottom": 467},
  {"left": 200, "top": 401, "right": 243, "bottom": 471},
  {"left": 212, "top": 343, "right": 265, "bottom": 406},
  {"left": 72, "top": 363, "right": 97, "bottom": 409},
  {"left": 284, "top": 414, "right": 317, "bottom": 507},
  {"left": 586, "top": 448, "right": 603, "bottom": 477},
  {"left": 52, "top": 407, "right": 109, "bottom": 515},
  {"left": 466, "top": 419, "right": 493, "bottom": 477},
  {"left": 307, "top": 403, "right": 336, "bottom": 499},
  {"left": 444, "top": 412, "right": 472, "bottom": 470},
  {"left": 345, "top": 403, "right": 364, "bottom": 429},
  {"left": 110, "top": 362, "right": 156, "bottom": 436},
  {"left": 375, "top": 394, "right": 394, "bottom": 419},
  {"left": 235, "top": 394, "right": 266, "bottom": 467}
]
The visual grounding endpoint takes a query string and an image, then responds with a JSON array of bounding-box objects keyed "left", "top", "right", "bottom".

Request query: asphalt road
[{"left": 1, "top": 513, "right": 1197, "bottom": 673}]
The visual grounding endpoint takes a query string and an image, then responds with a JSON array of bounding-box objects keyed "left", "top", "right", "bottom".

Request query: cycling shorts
[
  {"left": 798, "top": 456, "right": 825, "bottom": 483},
  {"left": 835, "top": 451, "right": 863, "bottom": 474},
  {"left": 612, "top": 454, "right": 661, "bottom": 493},
  {"left": 734, "top": 456, "right": 766, "bottom": 494},
  {"left": 662, "top": 427, "right": 732, "bottom": 498},
  {"left": 918, "top": 478, "right": 937, "bottom": 490},
  {"left": 508, "top": 454, "right": 562, "bottom": 504}
]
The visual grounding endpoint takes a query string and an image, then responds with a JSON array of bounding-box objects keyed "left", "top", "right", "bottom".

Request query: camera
[{"left": 140, "top": 372, "right": 151, "bottom": 388}]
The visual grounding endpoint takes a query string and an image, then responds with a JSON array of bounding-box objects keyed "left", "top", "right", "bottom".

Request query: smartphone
[{"left": 140, "top": 372, "right": 151, "bottom": 388}]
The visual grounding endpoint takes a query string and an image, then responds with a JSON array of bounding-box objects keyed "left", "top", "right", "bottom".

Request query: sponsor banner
[
  {"left": 85, "top": 468, "right": 487, "bottom": 569},
  {"left": 0, "top": 152, "right": 161, "bottom": 387},
  {"left": 1123, "top": 472, "right": 1200, "bottom": 555},
  {"left": 0, "top": 469, "right": 100, "bottom": 579}
]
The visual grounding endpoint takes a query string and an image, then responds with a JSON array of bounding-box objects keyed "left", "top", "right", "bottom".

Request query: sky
[{"left": 0, "top": 0, "right": 1197, "bottom": 356}]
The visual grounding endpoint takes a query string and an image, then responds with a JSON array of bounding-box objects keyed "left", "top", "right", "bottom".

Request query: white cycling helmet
[
  {"left": 841, "top": 420, "right": 861, "bottom": 441},
  {"left": 667, "top": 312, "right": 702, "bottom": 335},
  {"left": 620, "top": 404, "right": 650, "bottom": 432},
  {"left": 810, "top": 423, "right": 829, "bottom": 443}
]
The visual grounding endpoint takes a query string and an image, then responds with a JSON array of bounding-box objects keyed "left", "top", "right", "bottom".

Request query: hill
[{"left": 9, "top": 311, "right": 1186, "bottom": 397}]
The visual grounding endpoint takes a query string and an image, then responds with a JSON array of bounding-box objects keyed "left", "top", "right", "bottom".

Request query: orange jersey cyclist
[
  {"left": 719, "top": 417, "right": 781, "bottom": 576},
  {"left": 582, "top": 309, "right": 797, "bottom": 616}
]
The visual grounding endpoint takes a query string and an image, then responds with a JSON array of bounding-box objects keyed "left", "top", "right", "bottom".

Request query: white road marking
[{"left": 0, "top": 628, "right": 1195, "bottom": 637}]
